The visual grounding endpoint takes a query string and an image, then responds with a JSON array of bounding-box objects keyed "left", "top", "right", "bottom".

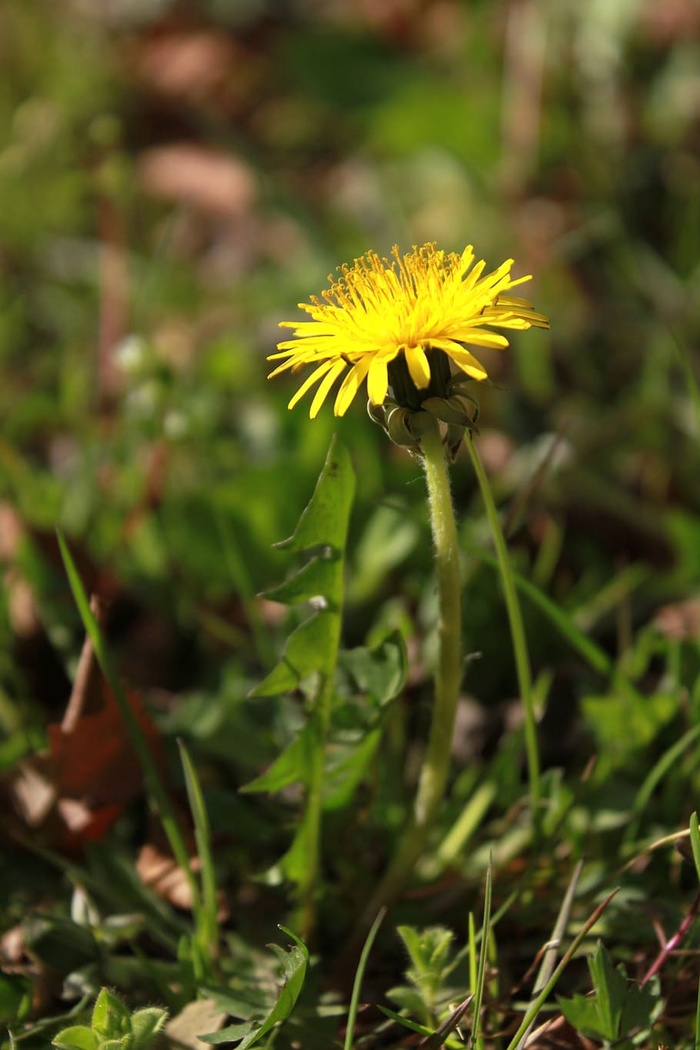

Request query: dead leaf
[
  {"left": 653, "top": 596, "right": 700, "bottom": 641},
  {"left": 41, "top": 681, "right": 163, "bottom": 810},
  {"left": 137, "top": 841, "right": 230, "bottom": 921},
  {"left": 165, "top": 998, "right": 227, "bottom": 1048},
  {"left": 133, "top": 31, "right": 235, "bottom": 102},
  {"left": 9, "top": 628, "right": 166, "bottom": 851},
  {"left": 137, "top": 842, "right": 199, "bottom": 911},
  {"left": 137, "top": 144, "right": 257, "bottom": 217}
]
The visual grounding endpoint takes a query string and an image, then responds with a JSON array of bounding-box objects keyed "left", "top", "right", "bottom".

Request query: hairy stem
[{"left": 358, "top": 415, "right": 462, "bottom": 927}]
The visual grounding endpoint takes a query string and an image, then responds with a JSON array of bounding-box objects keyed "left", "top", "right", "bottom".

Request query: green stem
[
  {"left": 57, "top": 532, "right": 209, "bottom": 979},
  {"left": 464, "top": 431, "right": 541, "bottom": 830},
  {"left": 358, "top": 416, "right": 463, "bottom": 926},
  {"left": 300, "top": 650, "right": 339, "bottom": 939}
]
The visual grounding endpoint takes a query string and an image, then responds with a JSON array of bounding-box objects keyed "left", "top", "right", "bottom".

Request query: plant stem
[
  {"left": 358, "top": 415, "right": 463, "bottom": 927},
  {"left": 57, "top": 532, "right": 209, "bottom": 979},
  {"left": 300, "top": 656, "right": 339, "bottom": 939},
  {"left": 464, "top": 431, "right": 541, "bottom": 831}
]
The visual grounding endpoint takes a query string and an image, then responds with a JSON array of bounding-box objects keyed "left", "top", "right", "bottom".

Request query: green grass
[{"left": 2, "top": 1, "right": 700, "bottom": 1047}]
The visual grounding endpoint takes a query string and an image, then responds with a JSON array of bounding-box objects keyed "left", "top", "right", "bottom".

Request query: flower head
[{"left": 268, "top": 242, "right": 549, "bottom": 418}]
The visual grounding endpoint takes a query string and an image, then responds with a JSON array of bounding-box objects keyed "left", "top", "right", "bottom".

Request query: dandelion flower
[{"left": 268, "top": 242, "right": 549, "bottom": 418}]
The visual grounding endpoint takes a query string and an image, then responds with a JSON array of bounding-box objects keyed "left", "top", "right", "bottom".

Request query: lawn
[{"left": 1, "top": 2, "right": 700, "bottom": 1048}]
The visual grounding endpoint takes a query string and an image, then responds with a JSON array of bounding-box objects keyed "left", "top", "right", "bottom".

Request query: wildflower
[{"left": 269, "top": 242, "right": 549, "bottom": 419}]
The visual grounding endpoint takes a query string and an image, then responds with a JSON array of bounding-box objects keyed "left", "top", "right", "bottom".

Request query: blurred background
[{"left": 1, "top": 0, "right": 700, "bottom": 763}]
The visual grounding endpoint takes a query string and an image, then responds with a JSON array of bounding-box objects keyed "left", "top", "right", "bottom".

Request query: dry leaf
[
  {"left": 137, "top": 144, "right": 257, "bottom": 217},
  {"left": 10, "top": 628, "right": 165, "bottom": 851},
  {"left": 165, "top": 998, "right": 228, "bottom": 1048}
]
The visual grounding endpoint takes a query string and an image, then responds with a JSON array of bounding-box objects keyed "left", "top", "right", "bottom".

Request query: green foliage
[
  {"left": 0, "top": 972, "right": 33, "bottom": 1028},
  {"left": 201, "top": 929, "right": 308, "bottom": 1047},
  {"left": 52, "top": 988, "right": 166, "bottom": 1050},
  {"left": 558, "top": 943, "right": 663, "bottom": 1047},
  {"left": 243, "top": 437, "right": 357, "bottom": 901},
  {"left": 251, "top": 435, "right": 355, "bottom": 698},
  {"left": 2, "top": 0, "right": 700, "bottom": 1047},
  {"left": 243, "top": 439, "right": 406, "bottom": 906},
  {"left": 387, "top": 926, "right": 463, "bottom": 1030}
]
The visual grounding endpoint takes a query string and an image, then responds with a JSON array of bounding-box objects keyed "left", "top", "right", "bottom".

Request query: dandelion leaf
[
  {"left": 277, "top": 807, "right": 316, "bottom": 884},
  {"left": 202, "top": 931, "right": 308, "bottom": 1047},
  {"left": 559, "top": 943, "right": 659, "bottom": 1042},
  {"left": 249, "top": 613, "right": 333, "bottom": 696},
  {"left": 274, "top": 436, "right": 355, "bottom": 556},
  {"left": 262, "top": 551, "right": 340, "bottom": 606},
  {"left": 323, "top": 728, "right": 381, "bottom": 810},
  {"left": 240, "top": 720, "right": 317, "bottom": 795},
  {"left": 338, "top": 631, "right": 407, "bottom": 705}
]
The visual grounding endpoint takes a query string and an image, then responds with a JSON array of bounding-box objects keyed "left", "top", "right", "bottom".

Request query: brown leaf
[
  {"left": 41, "top": 682, "right": 162, "bottom": 810},
  {"left": 133, "top": 31, "right": 236, "bottom": 102},
  {"left": 653, "top": 596, "right": 700, "bottom": 641},
  {"left": 136, "top": 841, "right": 230, "bottom": 921},
  {"left": 137, "top": 144, "right": 257, "bottom": 217},
  {"left": 165, "top": 998, "right": 228, "bottom": 1048},
  {"left": 137, "top": 842, "right": 199, "bottom": 911},
  {"left": 10, "top": 629, "right": 166, "bottom": 850}
]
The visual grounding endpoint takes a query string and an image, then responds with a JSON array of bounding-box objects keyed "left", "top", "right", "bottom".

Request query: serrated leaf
[
  {"left": 263, "top": 551, "right": 340, "bottom": 606},
  {"left": 249, "top": 614, "right": 333, "bottom": 696},
  {"left": 201, "top": 930, "right": 308, "bottom": 1048},
  {"left": 619, "top": 979, "right": 659, "bottom": 1034},
  {"left": 323, "top": 728, "right": 381, "bottom": 810},
  {"left": 274, "top": 437, "right": 355, "bottom": 555},
  {"left": 338, "top": 631, "right": 407, "bottom": 705},
  {"left": 588, "top": 942, "right": 625, "bottom": 1038},
  {"left": 278, "top": 807, "right": 316, "bottom": 884},
  {"left": 241, "top": 720, "right": 317, "bottom": 795},
  {"left": 559, "top": 943, "right": 658, "bottom": 1042},
  {"left": 558, "top": 994, "right": 604, "bottom": 1038}
]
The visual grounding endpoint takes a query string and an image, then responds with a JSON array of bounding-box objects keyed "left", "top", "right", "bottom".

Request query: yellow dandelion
[{"left": 268, "top": 242, "right": 549, "bottom": 418}]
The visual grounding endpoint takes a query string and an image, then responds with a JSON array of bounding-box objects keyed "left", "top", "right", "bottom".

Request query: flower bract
[{"left": 269, "top": 242, "right": 549, "bottom": 418}]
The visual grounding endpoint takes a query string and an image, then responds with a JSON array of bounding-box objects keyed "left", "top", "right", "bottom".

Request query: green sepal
[{"left": 422, "top": 394, "right": 474, "bottom": 427}]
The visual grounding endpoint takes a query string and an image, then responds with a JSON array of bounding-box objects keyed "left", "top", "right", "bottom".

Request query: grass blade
[
  {"left": 344, "top": 907, "right": 386, "bottom": 1050},
  {"left": 179, "top": 739, "right": 219, "bottom": 968},
  {"left": 57, "top": 531, "right": 210, "bottom": 978},
  {"left": 469, "top": 860, "right": 493, "bottom": 1050}
]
